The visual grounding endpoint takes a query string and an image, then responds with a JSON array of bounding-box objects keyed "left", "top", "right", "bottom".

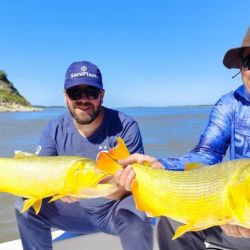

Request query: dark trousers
[
  {"left": 15, "top": 196, "right": 153, "bottom": 250},
  {"left": 157, "top": 217, "right": 250, "bottom": 250}
]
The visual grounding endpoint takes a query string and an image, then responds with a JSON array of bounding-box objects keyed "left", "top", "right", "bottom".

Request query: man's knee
[
  {"left": 15, "top": 207, "right": 51, "bottom": 231},
  {"left": 115, "top": 209, "right": 152, "bottom": 233},
  {"left": 114, "top": 209, "right": 153, "bottom": 250}
]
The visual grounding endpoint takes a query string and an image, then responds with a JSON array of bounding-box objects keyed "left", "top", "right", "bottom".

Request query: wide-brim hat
[{"left": 223, "top": 27, "right": 250, "bottom": 69}]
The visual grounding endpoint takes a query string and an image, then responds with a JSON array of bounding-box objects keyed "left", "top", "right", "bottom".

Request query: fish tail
[
  {"left": 96, "top": 152, "right": 122, "bottom": 175},
  {"left": 107, "top": 137, "right": 130, "bottom": 160}
]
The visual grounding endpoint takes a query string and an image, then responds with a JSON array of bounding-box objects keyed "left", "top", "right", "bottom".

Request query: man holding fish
[
  {"left": 15, "top": 61, "right": 153, "bottom": 250},
  {"left": 115, "top": 27, "right": 250, "bottom": 250}
]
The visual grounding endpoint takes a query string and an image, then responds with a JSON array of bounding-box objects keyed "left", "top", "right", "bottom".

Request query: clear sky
[{"left": 1, "top": 0, "right": 249, "bottom": 107}]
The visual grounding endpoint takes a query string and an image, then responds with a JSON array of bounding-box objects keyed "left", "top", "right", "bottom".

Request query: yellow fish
[
  {"left": 0, "top": 152, "right": 117, "bottom": 214},
  {"left": 96, "top": 138, "right": 250, "bottom": 239}
]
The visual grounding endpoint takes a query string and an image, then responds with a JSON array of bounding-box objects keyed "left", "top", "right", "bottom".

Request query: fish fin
[
  {"left": 49, "top": 195, "right": 65, "bottom": 202},
  {"left": 96, "top": 152, "right": 122, "bottom": 175},
  {"left": 108, "top": 137, "right": 130, "bottom": 160},
  {"left": 173, "top": 223, "right": 194, "bottom": 239},
  {"left": 63, "top": 159, "right": 110, "bottom": 196},
  {"left": 21, "top": 198, "right": 42, "bottom": 214},
  {"left": 173, "top": 218, "right": 232, "bottom": 240},
  {"left": 33, "top": 199, "right": 42, "bottom": 214},
  {"left": 184, "top": 162, "right": 204, "bottom": 171},
  {"left": 14, "top": 151, "right": 37, "bottom": 158},
  {"left": 96, "top": 137, "right": 129, "bottom": 173}
]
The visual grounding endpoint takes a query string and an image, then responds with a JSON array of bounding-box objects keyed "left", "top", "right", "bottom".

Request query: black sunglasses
[
  {"left": 66, "top": 86, "right": 101, "bottom": 101},
  {"left": 242, "top": 56, "right": 250, "bottom": 70}
]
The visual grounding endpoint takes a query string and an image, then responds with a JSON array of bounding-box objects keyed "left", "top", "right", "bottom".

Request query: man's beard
[{"left": 68, "top": 101, "right": 102, "bottom": 125}]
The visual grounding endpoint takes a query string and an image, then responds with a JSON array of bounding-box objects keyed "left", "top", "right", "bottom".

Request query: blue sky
[{"left": 1, "top": 1, "right": 249, "bottom": 107}]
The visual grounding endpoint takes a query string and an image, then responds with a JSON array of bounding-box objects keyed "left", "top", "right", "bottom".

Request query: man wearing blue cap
[{"left": 15, "top": 61, "right": 153, "bottom": 250}]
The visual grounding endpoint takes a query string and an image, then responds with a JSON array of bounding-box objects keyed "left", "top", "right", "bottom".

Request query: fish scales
[
  {"left": 132, "top": 164, "right": 230, "bottom": 220},
  {"left": 0, "top": 157, "right": 81, "bottom": 197},
  {"left": 96, "top": 137, "right": 250, "bottom": 239}
]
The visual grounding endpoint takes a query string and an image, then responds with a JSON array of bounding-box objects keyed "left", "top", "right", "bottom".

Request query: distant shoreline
[
  {"left": 0, "top": 103, "right": 42, "bottom": 112},
  {"left": 0, "top": 104, "right": 213, "bottom": 112}
]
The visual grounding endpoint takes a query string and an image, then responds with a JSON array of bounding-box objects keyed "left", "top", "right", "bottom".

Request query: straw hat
[{"left": 223, "top": 27, "right": 250, "bottom": 69}]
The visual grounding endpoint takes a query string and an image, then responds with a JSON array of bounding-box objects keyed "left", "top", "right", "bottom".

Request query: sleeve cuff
[{"left": 158, "top": 158, "right": 171, "bottom": 170}]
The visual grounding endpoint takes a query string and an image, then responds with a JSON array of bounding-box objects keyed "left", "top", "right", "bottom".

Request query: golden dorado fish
[
  {"left": 0, "top": 152, "right": 117, "bottom": 214},
  {"left": 96, "top": 138, "right": 250, "bottom": 239}
]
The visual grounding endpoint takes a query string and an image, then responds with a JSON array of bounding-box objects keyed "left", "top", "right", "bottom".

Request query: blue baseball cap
[{"left": 64, "top": 61, "right": 103, "bottom": 90}]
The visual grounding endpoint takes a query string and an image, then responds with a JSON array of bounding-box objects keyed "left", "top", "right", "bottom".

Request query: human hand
[
  {"left": 114, "top": 154, "right": 164, "bottom": 191},
  {"left": 114, "top": 165, "right": 135, "bottom": 191},
  {"left": 118, "top": 153, "right": 164, "bottom": 169},
  {"left": 221, "top": 224, "right": 250, "bottom": 238},
  {"left": 60, "top": 196, "right": 80, "bottom": 203}
]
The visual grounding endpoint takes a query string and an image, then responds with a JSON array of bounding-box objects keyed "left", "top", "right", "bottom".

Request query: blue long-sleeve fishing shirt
[{"left": 159, "top": 85, "right": 250, "bottom": 170}]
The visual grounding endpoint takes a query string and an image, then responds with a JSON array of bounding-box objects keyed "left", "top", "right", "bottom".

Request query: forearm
[
  {"left": 105, "top": 185, "right": 131, "bottom": 200},
  {"left": 221, "top": 224, "right": 250, "bottom": 238},
  {"left": 160, "top": 101, "right": 232, "bottom": 170},
  {"left": 159, "top": 147, "right": 224, "bottom": 170}
]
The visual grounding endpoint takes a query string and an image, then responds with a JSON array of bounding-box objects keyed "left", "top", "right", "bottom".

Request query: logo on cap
[
  {"left": 81, "top": 66, "right": 87, "bottom": 72},
  {"left": 70, "top": 66, "right": 97, "bottom": 79}
]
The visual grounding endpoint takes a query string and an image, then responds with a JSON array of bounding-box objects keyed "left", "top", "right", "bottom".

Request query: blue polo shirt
[{"left": 38, "top": 107, "right": 143, "bottom": 160}]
